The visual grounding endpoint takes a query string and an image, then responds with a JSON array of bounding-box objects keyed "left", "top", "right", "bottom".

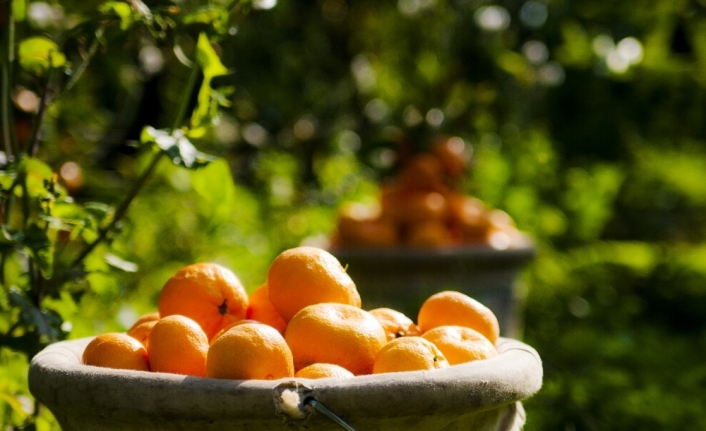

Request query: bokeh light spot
[
  {"left": 519, "top": 1, "right": 548, "bottom": 29},
  {"left": 474, "top": 6, "right": 510, "bottom": 31},
  {"left": 522, "top": 40, "right": 549, "bottom": 65}
]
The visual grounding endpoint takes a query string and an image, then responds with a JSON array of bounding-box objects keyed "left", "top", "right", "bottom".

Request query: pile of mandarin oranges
[
  {"left": 83, "top": 246, "right": 501, "bottom": 379},
  {"left": 332, "top": 136, "right": 523, "bottom": 250}
]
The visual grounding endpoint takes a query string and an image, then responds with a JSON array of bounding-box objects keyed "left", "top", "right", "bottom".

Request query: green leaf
[
  {"left": 191, "top": 33, "right": 232, "bottom": 131},
  {"left": 140, "top": 126, "right": 215, "bottom": 169},
  {"left": 86, "top": 273, "right": 121, "bottom": 302},
  {"left": 0, "top": 392, "right": 29, "bottom": 420},
  {"left": 104, "top": 253, "right": 138, "bottom": 272},
  {"left": 182, "top": 6, "right": 229, "bottom": 34},
  {"left": 12, "top": 0, "right": 26, "bottom": 22},
  {"left": 8, "top": 289, "right": 65, "bottom": 346},
  {"left": 196, "top": 33, "right": 228, "bottom": 78},
  {"left": 191, "top": 158, "right": 236, "bottom": 224},
  {"left": 0, "top": 170, "right": 17, "bottom": 198},
  {"left": 23, "top": 223, "right": 54, "bottom": 279},
  {"left": 18, "top": 37, "right": 67, "bottom": 76},
  {"left": 0, "top": 226, "right": 20, "bottom": 254},
  {"left": 19, "top": 157, "right": 54, "bottom": 200},
  {"left": 98, "top": 1, "right": 136, "bottom": 30}
]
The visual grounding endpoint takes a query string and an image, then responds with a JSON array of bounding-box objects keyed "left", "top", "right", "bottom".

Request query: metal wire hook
[{"left": 306, "top": 398, "right": 358, "bottom": 431}]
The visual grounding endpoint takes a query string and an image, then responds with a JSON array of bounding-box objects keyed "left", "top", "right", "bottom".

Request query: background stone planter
[
  {"left": 29, "top": 336, "right": 542, "bottom": 431},
  {"left": 332, "top": 235, "right": 535, "bottom": 338}
]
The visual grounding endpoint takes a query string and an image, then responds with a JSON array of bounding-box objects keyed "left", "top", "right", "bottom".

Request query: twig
[
  {"left": 27, "top": 74, "right": 54, "bottom": 157},
  {"left": 1, "top": 0, "right": 19, "bottom": 159},
  {"left": 63, "top": 28, "right": 104, "bottom": 94}
]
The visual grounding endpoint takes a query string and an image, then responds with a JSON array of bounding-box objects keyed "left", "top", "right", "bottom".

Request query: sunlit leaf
[
  {"left": 140, "top": 126, "right": 215, "bottom": 169},
  {"left": 190, "top": 32, "right": 232, "bottom": 130},
  {"left": 182, "top": 6, "right": 229, "bottom": 34},
  {"left": 0, "top": 169, "right": 16, "bottom": 191},
  {"left": 84, "top": 244, "right": 110, "bottom": 273},
  {"left": 104, "top": 253, "right": 138, "bottom": 272},
  {"left": 19, "top": 157, "right": 54, "bottom": 200},
  {"left": 99, "top": 1, "right": 136, "bottom": 30},
  {"left": 12, "top": 0, "right": 26, "bottom": 22},
  {"left": 18, "top": 37, "right": 67, "bottom": 76}
]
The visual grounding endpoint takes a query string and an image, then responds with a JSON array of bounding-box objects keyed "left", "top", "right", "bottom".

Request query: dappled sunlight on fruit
[{"left": 83, "top": 249, "right": 505, "bottom": 383}]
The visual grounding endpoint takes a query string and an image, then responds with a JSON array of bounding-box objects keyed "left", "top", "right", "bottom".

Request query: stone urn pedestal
[
  {"left": 331, "top": 235, "right": 535, "bottom": 338},
  {"left": 29, "top": 336, "right": 542, "bottom": 431}
]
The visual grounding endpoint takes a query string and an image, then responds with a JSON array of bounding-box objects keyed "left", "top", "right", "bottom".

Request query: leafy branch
[{"left": 0, "top": 6, "right": 240, "bottom": 430}]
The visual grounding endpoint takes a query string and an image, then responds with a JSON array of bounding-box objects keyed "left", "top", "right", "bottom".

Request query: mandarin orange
[
  {"left": 431, "top": 136, "right": 471, "bottom": 178},
  {"left": 368, "top": 307, "right": 420, "bottom": 341},
  {"left": 372, "top": 336, "right": 449, "bottom": 374},
  {"left": 294, "top": 363, "right": 355, "bottom": 379},
  {"left": 285, "top": 303, "right": 387, "bottom": 375},
  {"left": 207, "top": 322, "right": 294, "bottom": 380},
  {"left": 127, "top": 320, "right": 156, "bottom": 350},
  {"left": 422, "top": 325, "right": 498, "bottom": 365},
  {"left": 82, "top": 333, "right": 149, "bottom": 372},
  {"left": 158, "top": 262, "right": 248, "bottom": 340},
  {"left": 267, "top": 247, "right": 361, "bottom": 322},
  {"left": 417, "top": 291, "right": 500, "bottom": 345},
  {"left": 246, "top": 284, "right": 287, "bottom": 335},
  {"left": 148, "top": 315, "right": 209, "bottom": 377}
]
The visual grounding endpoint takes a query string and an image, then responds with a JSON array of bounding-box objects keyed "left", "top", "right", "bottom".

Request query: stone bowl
[
  {"left": 331, "top": 234, "right": 536, "bottom": 338},
  {"left": 29, "top": 336, "right": 542, "bottom": 431}
]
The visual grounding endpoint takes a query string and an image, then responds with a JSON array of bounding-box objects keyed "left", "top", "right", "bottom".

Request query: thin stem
[
  {"left": 63, "top": 28, "right": 103, "bottom": 94},
  {"left": 225, "top": 0, "right": 243, "bottom": 12},
  {"left": 171, "top": 60, "right": 200, "bottom": 131},
  {"left": 27, "top": 75, "right": 53, "bottom": 157},
  {"left": 71, "top": 61, "right": 201, "bottom": 268},
  {"left": 1, "top": 1, "right": 19, "bottom": 158}
]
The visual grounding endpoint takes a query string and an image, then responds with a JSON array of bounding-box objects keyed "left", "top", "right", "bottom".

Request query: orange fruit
[
  {"left": 405, "top": 219, "right": 454, "bottom": 248},
  {"left": 484, "top": 209, "right": 522, "bottom": 250},
  {"left": 267, "top": 246, "right": 361, "bottom": 322},
  {"left": 284, "top": 303, "right": 387, "bottom": 375},
  {"left": 397, "top": 153, "right": 446, "bottom": 191},
  {"left": 209, "top": 319, "right": 262, "bottom": 344},
  {"left": 207, "top": 322, "right": 294, "bottom": 380},
  {"left": 82, "top": 333, "right": 150, "bottom": 372},
  {"left": 294, "top": 363, "right": 355, "bottom": 379},
  {"left": 431, "top": 136, "right": 471, "bottom": 178},
  {"left": 417, "top": 291, "right": 500, "bottom": 345},
  {"left": 127, "top": 320, "right": 156, "bottom": 349},
  {"left": 447, "top": 195, "right": 490, "bottom": 242},
  {"left": 379, "top": 183, "right": 405, "bottom": 225},
  {"left": 372, "top": 336, "right": 449, "bottom": 374},
  {"left": 335, "top": 214, "right": 399, "bottom": 248},
  {"left": 148, "top": 315, "right": 209, "bottom": 377},
  {"left": 396, "top": 191, "right": 449, "bottom": 226},
  {"left": 158, "top": 262, "right": 248, "bottom": 340},
  {"left": 421, "top": 325, "right": 498, "bottom": 365},
  {"left": 246, "top": 284, "right": 287, "bottom": 335},
  {"left": 368, "top": 307, "right": 420, "bottom": 341},
  {"left": 129, "top": 311, "right": 160, "bottom": 328}
]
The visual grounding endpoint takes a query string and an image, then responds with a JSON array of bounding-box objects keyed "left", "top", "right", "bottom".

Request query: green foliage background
[{"left": 3, "top": 0, "right": 706, "bottom": 430}]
